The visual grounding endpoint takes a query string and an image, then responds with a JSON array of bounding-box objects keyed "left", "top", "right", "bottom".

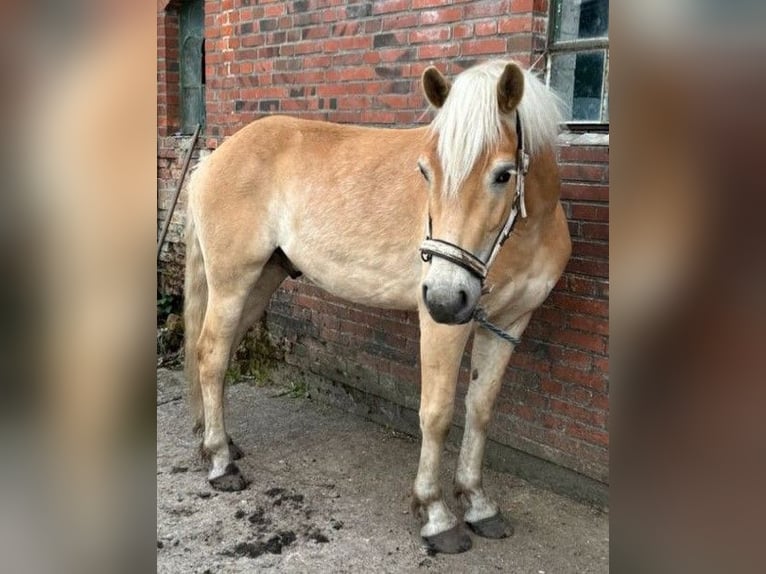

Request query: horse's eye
[
  {"left": 418, "top": 164, "right": 430, "bottom": 182},
  {"left": 494, "top": 171, "right": 512, "bottom": 184}
]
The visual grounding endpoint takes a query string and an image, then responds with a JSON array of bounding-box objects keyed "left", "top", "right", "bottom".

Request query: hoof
[
  {"left": 209, "top": 463, "right": 249, "bottom": 492},
  {"left": 227, "top": 437, "right": 244, "bottom": 460},
  {"left": 466, "top": 512, "right": 513, "bottom": 539},
  {"left": 423, "top": 523, "right": 472, "bottom": 554}
]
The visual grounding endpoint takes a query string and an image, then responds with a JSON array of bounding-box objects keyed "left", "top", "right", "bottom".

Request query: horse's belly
[{"left": 283, "top": 247, "right": 421, "bottom": 311}]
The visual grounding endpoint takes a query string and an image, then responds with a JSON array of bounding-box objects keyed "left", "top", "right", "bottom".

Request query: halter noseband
[{"left": 419, "top": 111, "right": 530, "bottom": 284}]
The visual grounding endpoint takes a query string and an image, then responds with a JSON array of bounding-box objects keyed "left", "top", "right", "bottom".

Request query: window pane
[
  {"left": 553, "top": 0, "right": 609, "bottom": 42},
  {"left": 179, "top": 0, "right": 205, "bottom": 134},
  {"left": 550, "top": 50, "right": 605, "bottom": 121},
  {"left": 182, "top": 87, "right": 204, "bottom": 134}
]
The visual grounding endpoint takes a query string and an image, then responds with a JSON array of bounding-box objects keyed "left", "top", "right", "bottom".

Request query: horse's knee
[
  {"left": 419, "top": 406, "right": 452, "bottom": 438},
  {"left": 465, "top": 404, "right": 492, "bottom": 433}
]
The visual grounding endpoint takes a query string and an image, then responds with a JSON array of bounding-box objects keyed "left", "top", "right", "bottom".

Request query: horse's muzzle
[{"left": 421, "top": 281, "right": 479, "bottom": 325}]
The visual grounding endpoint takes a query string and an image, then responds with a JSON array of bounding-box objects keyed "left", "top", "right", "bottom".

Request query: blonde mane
[{"left": 429, "top": 60, "right": 563, "bottom": 196}]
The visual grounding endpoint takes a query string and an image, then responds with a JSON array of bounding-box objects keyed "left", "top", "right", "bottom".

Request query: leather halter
[{"left": 419, "top": 112, "right": 530, "bottom": 284}]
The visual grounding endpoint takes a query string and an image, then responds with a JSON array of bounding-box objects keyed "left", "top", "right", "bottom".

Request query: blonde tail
[{"left": 184, "top": 202, "right": 207, "bottom": 434}]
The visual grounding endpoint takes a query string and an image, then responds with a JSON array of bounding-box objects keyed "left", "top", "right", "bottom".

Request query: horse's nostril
[
  {"left": 422, "top": 284, "right": 429, "bottom": 303},
  {"left": 459, "top": 289, "right": 468, "bottom": 309}
]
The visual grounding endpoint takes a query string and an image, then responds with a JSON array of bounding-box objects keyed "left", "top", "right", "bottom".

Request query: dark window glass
[
  {"left": 553, "top": 0, "right": 609, "bottom": 42},
  {"left": 550, "top": 50, "right": 606, "bottom": 122},
  {"left": 179, "top": 0, "right": 205, "bottom": 134},
  {"left": 549, "top": 0, "right": 609, "bottom": 124}
]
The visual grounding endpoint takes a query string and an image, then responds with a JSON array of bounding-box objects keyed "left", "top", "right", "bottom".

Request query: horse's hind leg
[
  {"left": 455, "top": 313, "right": 531, "bottom": 538},
  {"left": 223, "top": 259, "right": 288, "bottom": 461},
  {"left": 413, "top": 314, "right": 473, "bottom": 554},
  {"left": 195, "top": 282, "right": 252, "bottom": 491},
  {"left": 196, "top": 254, "right": 283, "bottom": 491}
]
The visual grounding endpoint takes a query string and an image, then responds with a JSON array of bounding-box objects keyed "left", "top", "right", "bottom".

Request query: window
[
  {"left": 547, "top": 0, "right": 609, "bottom": 128},
  {"left": 179, "top": 0, "right": 205, "bottom": 134}
]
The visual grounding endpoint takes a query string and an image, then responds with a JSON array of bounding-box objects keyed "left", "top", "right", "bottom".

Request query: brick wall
[
  {"left": 157, "top": 136, "right": 208, "bottom": 295},
  {"left": 158, "top": 1, "right": 181, "bottom": 136},
  {"left": 157, "top": 0, "right": 609, "bottom": 490}
]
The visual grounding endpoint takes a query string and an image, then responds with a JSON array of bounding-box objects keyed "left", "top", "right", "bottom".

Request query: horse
[{"left": 183, "top": 59, "right": 571, "bottom": 554}]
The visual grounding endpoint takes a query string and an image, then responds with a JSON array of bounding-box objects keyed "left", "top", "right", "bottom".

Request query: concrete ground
[{"left": 157, "top": 368, "right": 608, "bottom": 573}]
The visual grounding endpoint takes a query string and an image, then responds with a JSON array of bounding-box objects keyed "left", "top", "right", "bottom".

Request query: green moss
[{"left": 227, "top": 323, "right": 282, "bottom": 386}]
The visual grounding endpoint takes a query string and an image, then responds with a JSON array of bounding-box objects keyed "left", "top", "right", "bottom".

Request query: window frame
[
  {"left": 178, "top": 0, "right": 206, "bottom": 135},
  {"left": 545, "top": 0, "right": 609, "bottom": 131}
]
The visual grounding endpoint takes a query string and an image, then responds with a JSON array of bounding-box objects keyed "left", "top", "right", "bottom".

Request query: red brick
[
  {"left": 547, "top": 346, "right": 594, "bottom": 371},
  {"left": 540, "top": 378, "right": 563, "bottom": 395},
  {"left": 498, "top": 17, "right": 532, "bottom": 34},
  {"left": 580, "top": 222, "right": 609, "bottom": 241},
  {"left": 569, "top": 314, "right": 609, "bottom": 336},
  {"left": 534, "top": 306, "right": 566, "bottom": 326},
  {"left": 509, "top": 350, "right": 552, "bottom": 375},
  {"left": 373, "top": 0, "right": 411, "bottom": 14},
  {"left": 552, "top": 364, "right": 606, "bottom": 391},
  {"left": 593, "top": 356, "right": 609, "bottom": 375},
  {"left": 567, "top": 422, "right": 609, "bottom": 448},
  {"left": 409, "top": 27, "right": 451, "bottom": 44},
  {"left": 559, "top": 163, "right": 608, "bottom": 183},
  {"left": 474, "top": 21, "right": 498, "bottom": 36},
  {"left": 549, "top": 292, "right": 608, "bottom": 317},
  {"left": 572, "top": 239, "right": 608, "bottom": 259},
  {"left": 302, "top": 25, "right": 330, "bottom": 39},
  {"left": 462, "top": 38, "right": 508, "bottom": 55},
  {"left": 382, "top": 13, "right": 419, "bottom": 30},
  {"left": 558, "top": 145, "right": 609, "bottom": 163},
  {"left": 376, "top": 94, "right": 409, "bottom": 109},
  {"left": 541, "top": 413, "right": 567, "bottom": 431},
  {"left": 418, "top": 43, "right": 459, "bottom": 59},
  {"left": 453, "top": 23, "right": 473, "bottom": 39},
  {"left": 590, "top": 393, "right": 609, "bottom": 410},
  {"left": 561, "top": 183, "right": 609, "bottom": 202},
  {"left": 361, "top": 110, "right": 397, "bottom": 124},
  {"left": 464, "top": 0, "right": 510, "bottom": 18},
  {"left": 565, "top": 275, "right": 603, "bottom": 297},
  {"left": 419, "top": 8, "right": 463, "bottom": 25},
  {"left": 264, "top": 4, "right": 285, "bottom": 17},
  {"left": 570, "top": 203, "right": 609, "bottom": 222},
  {"left": 548, "top": 328, "right": 606, "bottom": 354},
  {"left": 566, "top": 257, "right": 608, "bottom": 278},
  {"left": 561, "top": 385, "right": 593, "bottom": 407},
  {"left": 550, "top": 399, "right": 604, "bottom": 427},
  {"left": 511, "top": 0, "right": 535, "bottom": 11},
  {"left": 412, "top": 0, "right": 444, "bottom": 7}
]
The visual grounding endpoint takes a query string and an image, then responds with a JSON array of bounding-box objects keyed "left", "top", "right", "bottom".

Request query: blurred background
[{"left": 0, "top": 0, "right": 763, "bottom": 572}]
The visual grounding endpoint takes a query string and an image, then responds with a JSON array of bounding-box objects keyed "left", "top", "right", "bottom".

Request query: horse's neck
[{"left": 524, "top": 146, "right": 562, "bottom": 220}]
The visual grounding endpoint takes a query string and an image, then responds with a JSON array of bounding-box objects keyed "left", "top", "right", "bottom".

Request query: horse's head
[{"left": 417, "top": 61, "right": 527, "bottom": 325}]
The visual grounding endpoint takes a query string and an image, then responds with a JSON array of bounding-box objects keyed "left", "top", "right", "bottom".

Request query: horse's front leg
[
  {"left": 413, "top": 314, "right": 473, "bottom": 554},
  {"left": 455, "top": 313, "right": 531, "bottom": 539}
]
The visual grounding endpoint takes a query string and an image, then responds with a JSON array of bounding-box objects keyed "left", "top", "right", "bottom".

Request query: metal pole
[{"left": 157, "top": 123, "right": 201, "bottom": 260}]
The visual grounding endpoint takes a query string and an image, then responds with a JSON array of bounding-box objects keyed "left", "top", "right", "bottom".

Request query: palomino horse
[{"left": 184, "top": 59, "right": 570, "bottom": 554}]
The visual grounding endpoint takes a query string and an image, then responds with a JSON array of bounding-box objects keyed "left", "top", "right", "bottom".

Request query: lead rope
[{"left": 473, "top": 309, "right": 521, "bottom": 346}]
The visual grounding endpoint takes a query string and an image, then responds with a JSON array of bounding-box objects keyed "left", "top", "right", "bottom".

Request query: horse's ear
[
  {"left": 497, "top": 63, "right": 525, "bottom": 114},
  {"left": 422, "top": 66, "right": 451, "bottom": 108}
]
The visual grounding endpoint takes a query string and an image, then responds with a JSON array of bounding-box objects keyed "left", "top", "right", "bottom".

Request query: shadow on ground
[{"left": 157, "top": 368, "right": 608, "bottom": 573}]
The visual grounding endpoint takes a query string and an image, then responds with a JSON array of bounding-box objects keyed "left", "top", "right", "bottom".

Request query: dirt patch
[
  {"left": 222, "top": 530, "right": 297, "bottom": 558},
  {"left": 157, "top": 367, "right": 609, "bottom": 573}
]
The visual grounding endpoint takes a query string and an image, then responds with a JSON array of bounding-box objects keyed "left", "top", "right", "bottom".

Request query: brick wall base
[{"left": 267, "top": 359, "right": 608, "bottom": 507}]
